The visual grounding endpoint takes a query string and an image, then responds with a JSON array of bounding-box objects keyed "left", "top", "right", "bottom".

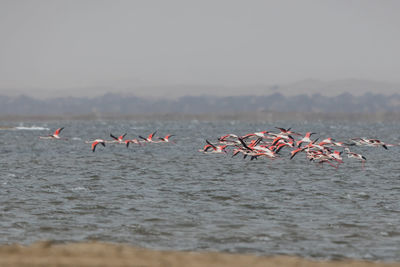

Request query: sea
[{"left": 0, "top": 120, "right": 399, "bottom": 261}]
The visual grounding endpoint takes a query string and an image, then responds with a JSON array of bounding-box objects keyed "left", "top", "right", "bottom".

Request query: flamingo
[
  {"left": 290, "top": 138, "right": 321, "bottom": 159},
  {"left": 125, "top": 139, "right": 141, "bottom": 147},
  {"left": 237, "top": 137, "right": 277, "bottom": 159},
  {"left": 361, "top": 138, "right": 388, "bottom": 149},
  {"left": 91, "top": 139, "right": 106, "bottom": 152},
  {"left": 271, "top": 135, "right": 295, "bottom": 147},
  {"left": 296, "top": 132, "right": 316, "bottom": 147},
  {"left": 290, "top": 147, "right": 306, "bottom": 159},
  {"left": 159, "top": 134, "right": 175, "bottom": 143},
  {"left": 200, "top": 126, "right": 394, "bottom": 169},
  {"left": 328, "top": 150, "right": 344, "bottom": 164},
  {"left": 349, "top": 138, "right": 365, "bottom": 146},
  {"left": 39, "top": 127, "right": 66, "bottom": 139},
  {"left": 275, "top": 127, "right": 301, "bottom": 136},
  {"left": 139, "top": 131, "right": 158, "bottom": 143},
  {"left": 273, "top": 142, "right": 291, "bottom": 154},
  {"left": 345, "top": 148, "right": 367, "bottom": 169},
  {"left": 318, "top": 137, "right": 335, "bottom": 147},
  {"left": 201, "top": 140, "right": 227, "bottom": 153},
  {"left": 218, "top": 133, "right": 239, "bottom": 141},
  {"left": 218, "top": 134, "right": 241, "bottom": 145},
  {"left": 110, "top": 133, "right": 127, "bottom": 144}
]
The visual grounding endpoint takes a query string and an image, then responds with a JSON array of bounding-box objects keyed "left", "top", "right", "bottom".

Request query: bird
[
  {"left": 39, "top": 127, "right": 65, "bottom": 139},
  {"left": 290, "top": 147, "right": 306, "bottom": 159},
  {"left": 110, "top": 133, "right": 127, "bottom": 144},
  {"left": 328, "top": 150, "right": 344, "bottom": 164},
  {"left": 125, "top": 139, "right": 141, "bottom": 147},
  {"left": 200, "top": 140, "right": 227, "bottom": 153},
  {"left": 201, "top": 126, "right": 392, "bottom": 170},
  {"left": 158, "top": 134, "right": 175, "bottom": 143},
  {"left": 275, "top": 127, "right": 301, "bottom": 136},
  {"left": 218, "top": 133, "right": 239, "bottom": 141},
  {"left": 318, "top": 137, "right": 336, "bottom": 147},
  {"left": 361, "top": 138, "right": 389, "bottom": 149},
  {"left": 91, "top": 139, "right": 106, "bottom": 152},
  {"left": 139, "top": 131, "right": 158, "bottom": 143},
  {"left": 345, "top": 147, "right": 367, "bottom": 169},
  {"left": 296, "top": 132, "right": 315, "bottom": 150}
]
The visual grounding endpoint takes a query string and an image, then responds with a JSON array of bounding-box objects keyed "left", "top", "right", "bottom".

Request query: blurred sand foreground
[{"left": 0, "top": 242, "right": 399, "bottom": 267}]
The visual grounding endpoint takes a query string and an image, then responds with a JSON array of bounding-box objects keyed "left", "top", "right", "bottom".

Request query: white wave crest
[{"left": 15, "top": 126, "right": 50, "bottom": 131}]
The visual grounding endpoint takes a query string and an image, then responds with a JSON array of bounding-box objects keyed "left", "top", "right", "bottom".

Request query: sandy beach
[{"left": 0, "top": 242, "right": 399, "bottom": 267}]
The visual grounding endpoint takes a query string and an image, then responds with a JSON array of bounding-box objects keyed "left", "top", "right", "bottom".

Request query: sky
[{"left": 0, "top": 0, "right": 399, "bottom": 98}]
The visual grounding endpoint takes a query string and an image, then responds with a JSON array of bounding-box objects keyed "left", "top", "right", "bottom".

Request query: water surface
[{"left": 0, "top": 120, "right": 399, "bottom": 261}]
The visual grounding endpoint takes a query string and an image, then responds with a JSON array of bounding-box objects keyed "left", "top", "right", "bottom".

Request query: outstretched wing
[
  {"left": 148, "top": 131, "right": 157, "bottom": 141},
  {"left": 205, "top": 140, "right": 217, "bottom": 150},
  {"left": 110, "top": 133, "right": 119, "bottom": 141},
  {"left": 238, "top": 137, "right": 252, "bottom": 151},
  {"left": 54, "top": 127, "right": 64, "bottom": 135}
]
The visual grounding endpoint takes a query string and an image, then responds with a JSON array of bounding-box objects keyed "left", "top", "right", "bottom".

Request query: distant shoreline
[
  {"left": 0, "top": 241, "right": 399, "bottom": 267},
  {"left": 1, "top": 111, "right": 400, "bottom": 122}
]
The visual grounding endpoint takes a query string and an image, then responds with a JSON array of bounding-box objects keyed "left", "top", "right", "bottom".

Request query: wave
[{"left": 14, "top": 126, "right": 50, "bottom": 131}]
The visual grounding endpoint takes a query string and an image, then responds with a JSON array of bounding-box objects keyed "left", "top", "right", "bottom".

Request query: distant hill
[
  {"left": 0, "top": 92, "right": 399, "bottom": 116},
  {"left": 267, "top": 79, "right": 400, "bottom": 96},
  {"left": 1, "top": 79, "right": 399, "bottom": 99}
]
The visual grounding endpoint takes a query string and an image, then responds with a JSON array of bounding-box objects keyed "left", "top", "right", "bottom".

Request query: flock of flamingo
[
  {"left": 39, "top": 127, "right": 174, "bottom": 152},
  {"left": 200, "top": 127, "right": 397, "bottom": 169},
  {"left": 39, "top": 126, "right": 396, "bottom": 169}
]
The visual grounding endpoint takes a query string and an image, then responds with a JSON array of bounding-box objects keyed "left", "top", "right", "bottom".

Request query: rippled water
[{"left": 0, "top": 120, "right": 399, "bottom": 261}]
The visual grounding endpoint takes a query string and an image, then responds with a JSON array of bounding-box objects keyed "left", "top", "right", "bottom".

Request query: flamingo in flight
[
  {"left": 275, "top": 127, "right": 301, "bottom": 136},
  {"left": 91, "top": 139, "right": 106, "bottom": 152},
  {"left": 139, "top": 131, "right": 158, "bottom": 143},
  {"left": 361, "top": 138, "right": 389, "bottom": 149},
  {"left": 345, "top": 147, "right": 367, "bottom": 169},
  {"left": 159, "top": 134, "right": 175, "bottom": 143},
  {"left": 200, "top": 125, "right": 393, "bottom": 169},
  {"left": 296, "top": 132, "right": 316, "bottom": 147},
  {"left": 39, "top": 127, "right": 66, "bottom": 139},
  {"left": 201, "top": 140, "right": 227, "bottom": 153},
  {"left": 125, "top": 139, "right": 141, "bottom": 147},
  {"left": 110, "top": 133, "right": 127, "bottom": 144}
]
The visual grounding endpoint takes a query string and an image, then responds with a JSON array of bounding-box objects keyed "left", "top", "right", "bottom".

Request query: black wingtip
[
  {"left": 255, "top": 137, "right": 263, "bottom": 146},
  {"left": 238, "top": 137, "right": 252, "bottom": 150},
  {"left": 205, "top": 139, "right": 217, "bottom": 149}
]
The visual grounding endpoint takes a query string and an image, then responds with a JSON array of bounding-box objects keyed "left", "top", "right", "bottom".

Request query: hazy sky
[{"left": 0, "top": 0, "right": 399, "bottom": 97}]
